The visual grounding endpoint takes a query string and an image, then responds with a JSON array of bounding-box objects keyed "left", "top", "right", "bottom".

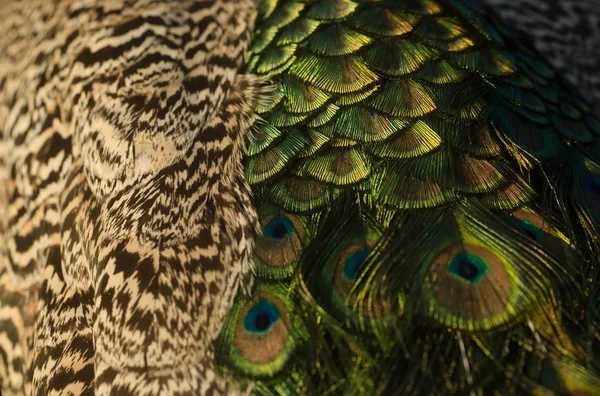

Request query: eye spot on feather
[
  {"left": 343, "top": 247, "right": 371, "bottom": 281},
  {"left": 254, "top": 211, "right": 308, "bottom": 279},
  {"left": 263, "top": 215, "right": 294, "bottom": 240},
  {"left": 217, "top": 286, "right": 304, "bottom": 377},
  {"left": 233, "top": 293, "right": 292, "bottom": 366},
  {"left": 518, "top": 219, "right": 544, "bottom": 242},
  {"left": 243, "top": 299, "right": 280, "bottom": 333},
  {"left": 447, "top": 253, "right": 487, "bottom": 283},
  {"left": 427, "top": 243, "right": 512, "bottom": 325},
  {"left": 335, "top": 243, "right": 373, "bottom": 296},
  {"left": 510, "top": 209, "right": 572, "bottom": 262},
  {"left": 328, "top": 240, "right": 391, "bottom": 319}
]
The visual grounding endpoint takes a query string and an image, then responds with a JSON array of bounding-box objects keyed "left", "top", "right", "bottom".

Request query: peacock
[{"left": 0, "top": 0, "right": 599, "bottom": 395}]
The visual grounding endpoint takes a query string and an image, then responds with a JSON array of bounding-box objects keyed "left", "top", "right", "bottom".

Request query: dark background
[{"left": 485, "top": 0, "right": 600, "bottom": 111}]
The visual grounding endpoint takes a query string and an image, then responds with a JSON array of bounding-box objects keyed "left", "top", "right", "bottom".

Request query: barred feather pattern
[{"left": 0, "top": 1, "right": 263, "bottom": 394}]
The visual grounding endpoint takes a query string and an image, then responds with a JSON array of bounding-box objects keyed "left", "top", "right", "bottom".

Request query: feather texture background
[{"left": 0, "top": 0, "right": 599, "bottom": 395}]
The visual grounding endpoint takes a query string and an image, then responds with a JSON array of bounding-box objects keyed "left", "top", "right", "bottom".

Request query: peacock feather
[
  {"left": 0, "top": 0, "right": 599, "bottom": 394},
  {"left": 216, "top": 0, "right": 600, "bottom": 394}
]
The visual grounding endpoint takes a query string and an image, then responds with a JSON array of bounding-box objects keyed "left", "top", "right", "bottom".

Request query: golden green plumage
[{"left": 216, "top": 0, "right": 600, "bottom": 393}]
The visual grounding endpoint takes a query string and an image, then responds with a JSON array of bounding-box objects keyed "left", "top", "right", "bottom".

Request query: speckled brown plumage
[{"left": 0, "top": 1, "right": 264, "bottom": 394}]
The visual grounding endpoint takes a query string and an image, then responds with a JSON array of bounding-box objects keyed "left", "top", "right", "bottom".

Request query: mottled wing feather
[{"left": 0, "top": 1, "right": 263, "bottom": 394}]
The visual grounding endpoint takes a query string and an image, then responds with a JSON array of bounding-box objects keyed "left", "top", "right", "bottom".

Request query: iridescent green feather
[{"left": 217, "top": 0, "right": 600, "bottom": 393}]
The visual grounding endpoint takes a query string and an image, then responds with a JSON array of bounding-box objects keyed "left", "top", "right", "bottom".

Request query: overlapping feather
[{"left": 216, "top": 0, "right": 600, "bottom": 393}]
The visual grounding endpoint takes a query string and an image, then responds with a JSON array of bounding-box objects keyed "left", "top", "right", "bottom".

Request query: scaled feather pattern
[{"left": 0, "top": 0, "right": 599, "bottom": 395}]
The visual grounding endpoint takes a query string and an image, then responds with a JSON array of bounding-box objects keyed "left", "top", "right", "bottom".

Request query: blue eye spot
[
  {"left": 448, "top": 253, "right": 488, "bottom": 284},
  {"left": 244, "top": 299, "right": 280, "bottom": 333},
  {"left": 343, "top": 247, "right": 371, "bottom": 282},
  {"left": 518, "top": 219, "right": 544, "bottom": 242},
  {"left": 263, "top": 215, "right": 294, "bottom": 240},
  {"left": 583, "top": 175, "right": 600, "bottom": 195}
]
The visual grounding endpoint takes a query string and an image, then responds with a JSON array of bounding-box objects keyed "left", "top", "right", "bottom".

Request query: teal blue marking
[
  {"left": 263, "top": 215, "right": 294, "bottom": 240},
  {"left": 518, "top": 219, "right": 544, "bottom": 242},
  {"left": 343, "top": 247, "right": 371, "bottom": 281},
  {"left": 448, "top": 253, "right": 488, "bottom": 283},
  {"left": 244, "top": 299, "right": 280, "bottom": 333}
]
